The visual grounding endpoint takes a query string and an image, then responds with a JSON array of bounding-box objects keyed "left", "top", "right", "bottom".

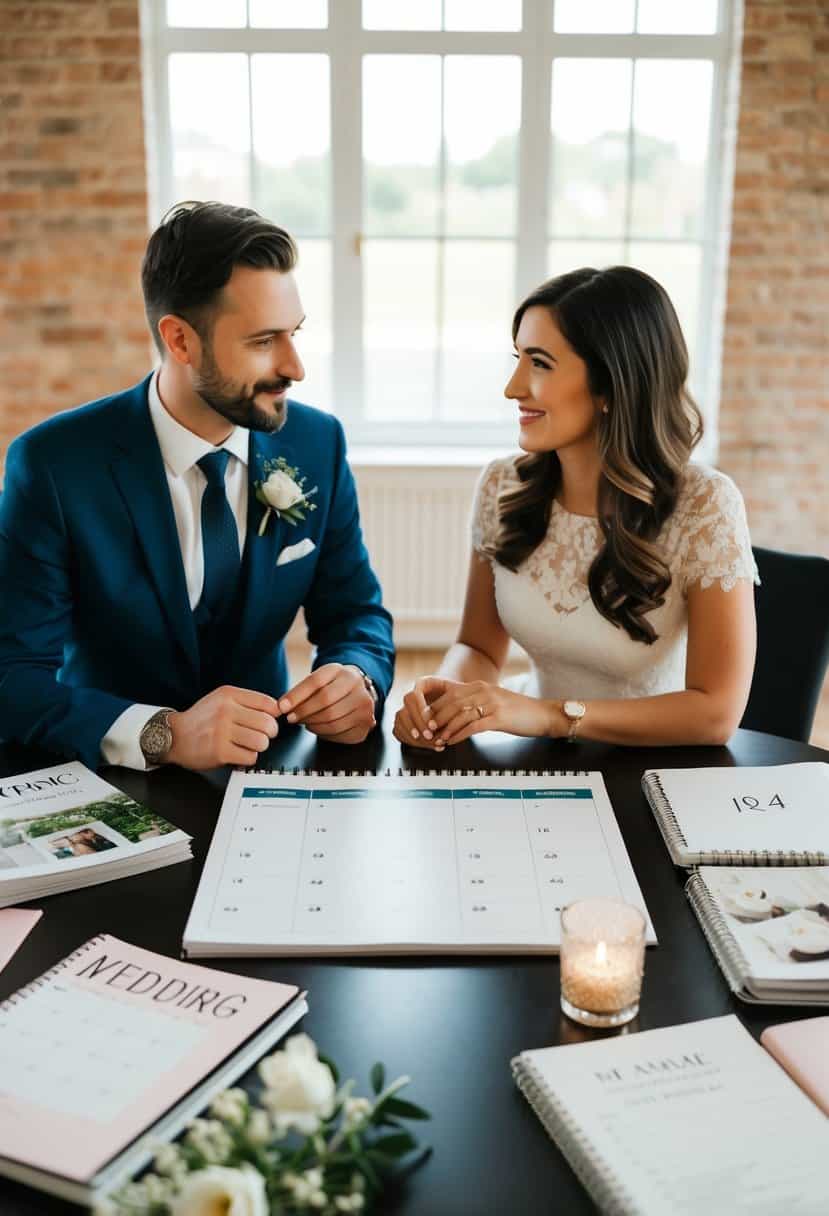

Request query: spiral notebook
[
  {"left": 686, "top": 866, "right": 829, "bottom": 1004},
  {"left": 512, "top": 1015, "right": 829, "bottom": 1216},
  {"left": 182, "top": 769, "right": 655, "bottom": 957},
  {"left": 642, "top": 763, "right": 829, "bottom": 867},
  {"left": 0, "top": 934, "right": 307, "bottom": 1205}
]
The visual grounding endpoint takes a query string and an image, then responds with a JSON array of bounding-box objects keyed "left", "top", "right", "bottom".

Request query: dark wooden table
[{"left": 1, "top": 726, "right": 826, "bottom": 1215}]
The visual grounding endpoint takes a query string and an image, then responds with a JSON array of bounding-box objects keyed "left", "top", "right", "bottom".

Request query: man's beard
[{"left": 193, "top": 345, "right": 290, "bottom": 433}]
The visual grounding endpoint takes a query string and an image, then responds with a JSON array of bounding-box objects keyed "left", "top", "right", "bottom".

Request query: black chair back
[{"left": 740, "top": 546, "right": 829, "bottom": 742}]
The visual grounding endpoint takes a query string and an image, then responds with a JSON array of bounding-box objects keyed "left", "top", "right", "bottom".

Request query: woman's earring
[{"left": 601, "top": 404, "right": 609, "bottom": 414}]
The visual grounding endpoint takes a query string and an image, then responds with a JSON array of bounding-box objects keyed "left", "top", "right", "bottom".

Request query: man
[{"left": 0, "top": 202, "right": 394, "bottom": 771}]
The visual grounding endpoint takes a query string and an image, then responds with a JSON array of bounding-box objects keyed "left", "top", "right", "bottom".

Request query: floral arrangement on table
[
  {"left": 255, "top": 457, "right": 318, "bottom": 536},
  {"left": 96, "top": 1034, "right": 430, "bottom": 1216}
]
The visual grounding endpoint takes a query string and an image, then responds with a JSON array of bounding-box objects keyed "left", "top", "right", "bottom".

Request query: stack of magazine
[{"left": 0, "top": 761, "right": 192, "bottom": 907}]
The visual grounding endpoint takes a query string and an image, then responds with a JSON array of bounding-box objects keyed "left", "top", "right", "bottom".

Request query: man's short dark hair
[{"left": 141, "top": 201, "right": 298, "bottom": 356}]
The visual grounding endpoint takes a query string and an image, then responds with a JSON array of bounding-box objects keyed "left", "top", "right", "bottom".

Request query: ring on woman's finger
[
  {"left": 475, "top": 704, "right": 486, "bottom": 719},
  {"left": 461, "top": 704, "right": 475, "bottom": 713}
]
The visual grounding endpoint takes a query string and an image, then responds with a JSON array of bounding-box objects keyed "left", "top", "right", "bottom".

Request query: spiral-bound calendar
[{"left": 183, "top": 769, "right": 655, "bottom": 957}]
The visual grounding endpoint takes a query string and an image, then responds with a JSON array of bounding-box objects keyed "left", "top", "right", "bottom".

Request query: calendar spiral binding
[
  {"left": 0, "top": 933, "right": 107, "bottom": 1011},
  {"left": 252, "top": 768, "right": 590, "bottom": 778},
  {"left": 511, "top": 1055, "right": 638, "bottom": 1216},
  {"left": 685, "top": 872, "right": 750, "bottom": 998},
  {"left": 642, "top": 772, "right": 826, "bottom": 867}
]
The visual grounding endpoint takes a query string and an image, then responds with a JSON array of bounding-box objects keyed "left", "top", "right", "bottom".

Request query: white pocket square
[{"left": 276, "top": 538, "right": 316, "bottom": 566}]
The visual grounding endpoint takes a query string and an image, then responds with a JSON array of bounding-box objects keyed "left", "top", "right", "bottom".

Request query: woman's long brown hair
[{"left": 490, "top": 267, "right": 703, "bottom": 644}]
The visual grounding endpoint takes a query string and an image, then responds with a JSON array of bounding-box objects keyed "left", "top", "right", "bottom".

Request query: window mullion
[
  {"left": 330, "top": 0, "right": 363, "bottom": 423},
  {"left": 516, "top": 0, "right": 551, "bottom": 301}
]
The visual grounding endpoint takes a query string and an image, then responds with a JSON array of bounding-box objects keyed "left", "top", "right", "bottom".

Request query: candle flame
[{"left": 595, "top": 940, "right": 608, "bottom": 965}]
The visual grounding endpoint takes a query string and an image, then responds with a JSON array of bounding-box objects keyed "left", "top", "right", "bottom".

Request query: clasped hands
[
  {"left": 166, "top": 663, "right": 376, "bottom": 769},
  {"left": 393, "top": 677, "right": 566, "bottom": 751}
]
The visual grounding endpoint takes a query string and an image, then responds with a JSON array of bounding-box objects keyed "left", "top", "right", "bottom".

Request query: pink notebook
[
  {"left": 0, "top": 908, "right": 42, "bottom": 972},
  {"left": 761, "top": 1017, "right": 829, "bottom": 1116},
  {"left": 0, "top": 934, "right": 307, "bottom": 1204}
]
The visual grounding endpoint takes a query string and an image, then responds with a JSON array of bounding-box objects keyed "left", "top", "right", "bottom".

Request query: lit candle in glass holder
[{"left": 560, "top": 899, "right": 646, "bottom": 1028}]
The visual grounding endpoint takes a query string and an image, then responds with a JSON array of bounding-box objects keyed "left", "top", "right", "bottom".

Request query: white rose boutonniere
[{"left": 255, "top": 456, "right": 317, "bottom": 536}]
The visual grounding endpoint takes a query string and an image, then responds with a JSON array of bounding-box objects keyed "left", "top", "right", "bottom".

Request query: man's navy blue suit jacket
[{"left": 0, "top": 375, "right": 395, "bottom": 768}]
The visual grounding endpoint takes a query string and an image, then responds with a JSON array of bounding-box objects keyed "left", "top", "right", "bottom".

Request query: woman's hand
[{"left": 393, "top": 676, "right": 566, "bottom": 749}]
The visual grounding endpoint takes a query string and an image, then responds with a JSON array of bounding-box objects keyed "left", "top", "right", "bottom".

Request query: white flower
[
  {"left": 209, "top": 1087, "right": 248, "bottom": 1126},
  {"left": 261, "top": 469, "right": 304, "bottom": 511},
  {"left": 184, "top": 1117, "right": 233, "bottom": 1164},
  {"left": 342, "top": 1096, "right": 372, "bottom": 1133},
  {"left": 154, "top": 1142, "right": 186, "bottom": 1177},
  {"left": 259, "top": 1033, "right": 336, "bottom": 1135},
  {"left": 170, "top": 1165, "right": 267, "bottom": 1216},
  {"left": 246, "top": 1108, "right": 273, "bottom": 1145}
]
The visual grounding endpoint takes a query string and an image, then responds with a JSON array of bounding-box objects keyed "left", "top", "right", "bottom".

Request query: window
[{"left": 144, "top": 0, "right": 735, "bottom": 452}]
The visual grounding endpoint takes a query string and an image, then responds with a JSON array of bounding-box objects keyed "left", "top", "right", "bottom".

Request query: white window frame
[{"left": 140, "top": 0, "right": 739, "bottom": 457}]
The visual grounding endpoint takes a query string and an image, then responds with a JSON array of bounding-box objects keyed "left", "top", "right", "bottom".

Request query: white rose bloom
[
  {"left": 259, "top": 1033, "right": 336, "bottom": 1135},
  {"left": 170, "top": 1165, "right": 267, "bottom": 1216},
  {"left": 261, "top": 469, "right": 304, "bottom": 511}
]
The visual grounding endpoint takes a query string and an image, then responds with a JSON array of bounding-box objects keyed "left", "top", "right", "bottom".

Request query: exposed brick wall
[
  {"left": 0, "top": 0, "right": 150, "bottom": 461},
  {"left": 718, "top": 0, "right": 829, "bottom": 745},
  {"left": 719, "top": 0, "right": 828, "bottom": 553}
]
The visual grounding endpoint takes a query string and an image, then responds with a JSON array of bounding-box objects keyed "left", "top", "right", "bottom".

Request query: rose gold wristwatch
[{"left": 561, "top": 699, "right": 586, "bottom": 742}]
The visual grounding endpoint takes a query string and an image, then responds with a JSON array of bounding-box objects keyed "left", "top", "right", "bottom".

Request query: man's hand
[
  {"left": 278, "top": 663, "right": 376, "bottom": 745},
  {"left": 166, "top": 686, "right": 279, "bottom": 769}
]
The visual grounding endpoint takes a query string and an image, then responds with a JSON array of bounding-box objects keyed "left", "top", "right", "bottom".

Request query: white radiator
[{"left": 352, "top": 462, "right": 485, "bottom": 646}]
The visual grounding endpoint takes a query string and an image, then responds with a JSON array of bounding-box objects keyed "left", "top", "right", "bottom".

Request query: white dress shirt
[{"left": 100, "top": 373, "right": 250, "bottom": 769}]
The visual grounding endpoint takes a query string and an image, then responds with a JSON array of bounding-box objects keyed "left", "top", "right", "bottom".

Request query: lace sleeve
[
  {"left": 679, "top": 468, "right": 760, "bottom": 594},
  {"left": 470, "top": 457, "right": 509, "bottom": 558}
]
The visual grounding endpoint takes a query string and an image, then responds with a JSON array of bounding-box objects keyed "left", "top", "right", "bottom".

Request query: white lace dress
[{"left": 471, "top": 457, "right": 759, "bottom": 702}]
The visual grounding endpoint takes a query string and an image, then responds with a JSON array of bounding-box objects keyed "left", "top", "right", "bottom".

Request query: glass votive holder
[{"left": 560, "top": 898, "right": 646, "bottom": 1029}]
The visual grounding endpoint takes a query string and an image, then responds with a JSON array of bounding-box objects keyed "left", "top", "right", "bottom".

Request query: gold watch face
[
  {"left": 563, "top": 700, "right": 586, "bottom": 720},
  {"left": 140, "top": 716, "right": 172, "bottom": 761}
]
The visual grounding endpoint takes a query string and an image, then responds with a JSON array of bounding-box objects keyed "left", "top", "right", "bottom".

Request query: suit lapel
[{"left": 109, "top": 378, "right": 199, "bottom": 676}]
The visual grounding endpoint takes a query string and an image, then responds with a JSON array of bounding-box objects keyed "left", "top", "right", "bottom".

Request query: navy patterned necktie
[{"left": 196, "top": 450, "right": 240, "bottom": 625}]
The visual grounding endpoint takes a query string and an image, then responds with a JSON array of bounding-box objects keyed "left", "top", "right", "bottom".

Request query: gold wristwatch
[
  {"left": 561, "top": 699, "right": 586, "bottom": 742},
  {"left": 139, "top": 708, "right": 173, "bottom": 765}
]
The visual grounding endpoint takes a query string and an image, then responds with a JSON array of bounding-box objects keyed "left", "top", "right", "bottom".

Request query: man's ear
[{"left": 157, "top": 314, "right": 201, "bottom": 367}]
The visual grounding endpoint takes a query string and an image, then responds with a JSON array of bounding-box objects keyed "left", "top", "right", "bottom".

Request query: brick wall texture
[
  {"left": 1, "top": 0, "right": 828, "bottom": 741},
  {"left": 0, "top": 0, "right": 150, "bottom": 452}
]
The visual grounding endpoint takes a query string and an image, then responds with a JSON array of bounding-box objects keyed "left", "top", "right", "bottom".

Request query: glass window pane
[
  {"left": 550, "top": 59, "right": 632, "bottom": 238},
  {"left": 553, "top": 0, "right": 634, "bottom": 34},
  {"left": 294, "top": 238, "right": 332, "bottom": 413},
  {"left": 631, "top": 61, "right": 712, "bottom": 240},
  {"left": 167, "top": 0, "right": 245, "bottom": 26},
  {"left": 363, "top": 0, "right": 441, "bottom": 30},
  {"left": 627, "top": 242, "right": 702, "bottom": 378},
  {"left": 364, "top": 57, "right": 441, "bottom": 236},
  {"left": 547, "top": 240, "right": 625, "bottom": 278},
  {"left": 169, "top": 54, "right": 250, "bottom": 207},
  {"left": 445, "top": 57, "right": 521, "bottom": 237},
  {"left": 441, "top": 241, "right": 516, "bottom": 422},
  {"left": 364, "top": 241, "right": 438, "bottom": 421},
  {"left": 250, "top": 0, "right": 327, "bottom": 26},
  {"left": 637, "top": 0, "right": 718, "bottom": 34},
  {"left": 252, "top": 55, "right": 330, "bottom": 237},
  {"left": 444, "top": 0, "right": 521, "bottom": 31}
]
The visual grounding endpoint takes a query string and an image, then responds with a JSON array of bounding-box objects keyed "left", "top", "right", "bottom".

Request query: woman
[{"left": 394, "top": 267, "right": 757, "bottom": 750}]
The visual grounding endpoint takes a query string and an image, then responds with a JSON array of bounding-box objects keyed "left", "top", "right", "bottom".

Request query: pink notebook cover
[
  {"left": 0, "top": 934, "right": 301, "bottom": 1181},
  {"left": 761, "top": 1017, "right": 829, "bottom": 1117},
  {"left": 0, "top": 908, "right": 42, "bottom": 973}
]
